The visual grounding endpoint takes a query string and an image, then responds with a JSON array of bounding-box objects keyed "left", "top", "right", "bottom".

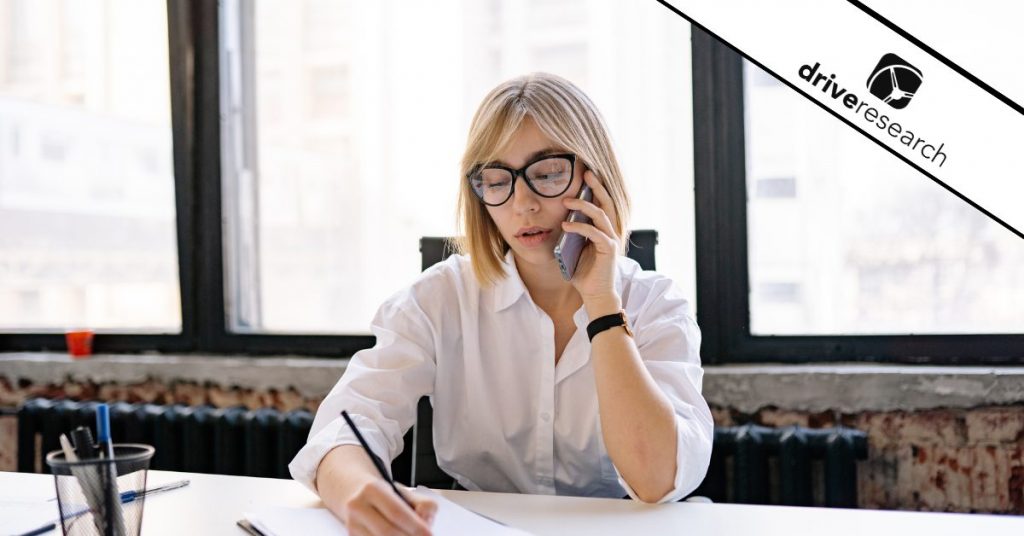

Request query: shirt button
[{"left": 540, "top": 412, "right": 551, "bottom": 422}]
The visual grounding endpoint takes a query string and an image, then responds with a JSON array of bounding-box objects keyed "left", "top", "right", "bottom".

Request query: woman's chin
[{"left": 510, "top": 245, "right": 557, "bottom": 267}]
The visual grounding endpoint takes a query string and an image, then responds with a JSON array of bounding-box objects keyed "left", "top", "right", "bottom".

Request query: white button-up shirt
[{"left": 289, "top": 252, "right": 713, "bottom": 503}]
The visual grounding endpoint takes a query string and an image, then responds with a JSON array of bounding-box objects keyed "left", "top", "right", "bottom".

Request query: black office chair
[{"left": 390, "top": 231, "right": 659, "bottom": 488}]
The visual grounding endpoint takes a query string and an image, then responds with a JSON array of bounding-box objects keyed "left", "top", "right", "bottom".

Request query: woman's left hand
[{"left": 561, "top": 170, "right": 623, "bottom": 316}]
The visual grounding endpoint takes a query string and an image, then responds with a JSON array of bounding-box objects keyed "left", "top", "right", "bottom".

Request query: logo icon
[{"left": 866, "top": 53, "right": 923, "bottom": 109}]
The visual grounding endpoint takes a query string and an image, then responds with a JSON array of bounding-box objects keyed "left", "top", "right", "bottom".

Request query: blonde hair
[{"left": 455, "top": 72, "right": 632, "bottom": 286}]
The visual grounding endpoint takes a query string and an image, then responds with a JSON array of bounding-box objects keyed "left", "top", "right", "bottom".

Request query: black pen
[{"left": 340, "top": 410, "right": 415, "bottom": 509}]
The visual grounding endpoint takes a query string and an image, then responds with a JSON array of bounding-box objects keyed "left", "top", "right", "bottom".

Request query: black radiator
[
  {"left": 17, "top": 398, "right": 868, "bottom": 508},
  {"left": 692, "top": 423, "right": 868, "bottom": 507},
  {"left": 16, "top": 398, "right": 312, "bottom": 479}
]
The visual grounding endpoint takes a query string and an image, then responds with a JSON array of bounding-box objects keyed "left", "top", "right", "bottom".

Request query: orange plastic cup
[{"left": 65, "top": 330, "right": 94, "bottom": 358}]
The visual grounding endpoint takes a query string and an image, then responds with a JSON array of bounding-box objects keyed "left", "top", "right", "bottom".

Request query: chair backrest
[
  {"left": 419, "top": 229, "right": 659, "bottom": 271},
  {"left": 390, "top": 231, "right": 660, "bottom": 488}
]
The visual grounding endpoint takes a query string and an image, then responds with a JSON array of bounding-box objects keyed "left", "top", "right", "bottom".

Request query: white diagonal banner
[{"left": 661, "top": 0, "right": 1024, "bottom": 238}]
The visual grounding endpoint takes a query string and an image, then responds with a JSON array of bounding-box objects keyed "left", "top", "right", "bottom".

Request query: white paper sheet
[
  {"left": 243, "top": 488, "right": 534, "bottom": 536},
  {"left": 0, "top": 501, "right": 60, "bottom": 536},
  {"left": 245, "top": 506, "right": 345, "bottom": 535},
  {"left": 418, "top": 488, "right": 534, "bottom": 536}
]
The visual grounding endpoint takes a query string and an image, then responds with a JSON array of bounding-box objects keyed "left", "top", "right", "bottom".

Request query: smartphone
[{"left": 553, "top": 184, "right": 593, "bottom": 281}]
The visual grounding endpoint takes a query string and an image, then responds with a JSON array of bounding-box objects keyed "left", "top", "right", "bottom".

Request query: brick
[
  {"left": 708, "top": 406, "right": 734, "bottom": 427},
  {"left": 275, "top": 389, "right": 306, "bottom": 413},
  {"left": 757, "top": 408, "right": 836, "bottom": 429},
  {"left": 97, "top": 383, "right": 130, "bottom": 402},
  {"left": 0, "top": 377, "right": 18, "bottom": 406},
  {"left": 757, "top": 408, "right": 809, "bottom": 428},
  {"left": 971, "top": 444, "right": 1013, "bottom": 512},
  {"left": 1, "top": 376, "right": 325, "bottom": 420},
  {"left": 125, "top": 380, "right": 163, "bottom": 403},
  {"left": 241, "top": 389, "right": 270, "bottom": 410},
  {"left": 304, "top": 398, "right": 322, "bottom": 414},
  {"left": 1010, "top": 447, "right": 1024, "bottom": 513},
  {"left": 895, "top": 443, "right": 921, "bottom": 509},
  {"left": 0, "top": 415, "right": 16, "bottom": 472},
  {"left": 964, "top": 407, "right": 1024, "bottom": 445},
  {"left": 208, "top": 386, "right": 245, "bottom": 408},
  {"left": 857, "top": 445, "right": 904, "bottom": 509},
  {"left": 171, "top": 382, "right": 209, "bottom": 407},
  {"left": 853, "top": 410, "right": 967, "bottom": 449},
  {"left": 906, "top": 445, "right": 974, "bottom": 512}
]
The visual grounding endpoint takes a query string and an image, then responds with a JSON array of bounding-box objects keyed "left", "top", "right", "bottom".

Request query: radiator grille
[
  {"left": 18, "top": 398, "right": 868, "bottom": 507},
  {"left": 693, "top": 423, "right": 868, "bottom": 507},
  {"left": 17, "top": 398, "right": 312, "bottom": 479}
]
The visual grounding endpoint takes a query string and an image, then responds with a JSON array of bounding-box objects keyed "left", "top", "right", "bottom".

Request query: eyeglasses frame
[{"left": 468, "top": 153, "right": 578, "bottom": 206}]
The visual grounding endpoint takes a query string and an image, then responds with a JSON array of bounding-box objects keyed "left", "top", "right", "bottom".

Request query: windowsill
[
  {"left": 0, "top": 352, "right": 346, "bottom": 400},
  {"left": 701, "top": 363, "right": 1024, "bottom": 413},
  {"left": 2, "top": 352, "right": 1023, "bottom": 412}
]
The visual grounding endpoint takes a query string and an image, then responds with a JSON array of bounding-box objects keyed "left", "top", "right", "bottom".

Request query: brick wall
[
  {"left": 2, "top": 376, "right": 1021, "bottom": 513},
  {"left": 712, "top": 405, "right": 1024, "bottom": 513}
]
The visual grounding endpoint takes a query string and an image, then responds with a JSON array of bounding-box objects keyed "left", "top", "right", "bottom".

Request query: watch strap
[{"left": 587, "top": 310, "right": 633, "bottom": 341}]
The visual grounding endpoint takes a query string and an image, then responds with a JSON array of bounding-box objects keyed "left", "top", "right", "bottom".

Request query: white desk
[{"left": 3, "top": 470, "right": 1023, "bottom": 535}]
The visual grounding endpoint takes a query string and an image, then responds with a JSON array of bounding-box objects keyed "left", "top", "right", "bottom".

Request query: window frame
[
  {"left": 186, "top": 0, "right": 373, "bottom": 357},
  {"left": 3, "top": 6, "right": 1020, "bottom": 363},
  {"left": 0, "top": 0, "right": 372, "bottom": 357},
  {"left": 0, "top": 1, "right": 196, "bottom": 354},
  {"left": 690, "top": 26, "right": 1024, "bottom": 365}
]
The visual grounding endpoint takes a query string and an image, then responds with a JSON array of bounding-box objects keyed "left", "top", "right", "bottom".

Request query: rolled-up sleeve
[
  {"left": 613, "top": 279, "right": 714, "bottom": 504},
  {"left": 288, "top": 287, "right": 437, "bottom": 494}
]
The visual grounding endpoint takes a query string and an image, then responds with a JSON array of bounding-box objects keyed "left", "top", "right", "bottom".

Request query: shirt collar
[
  {"left": 490, "top": 250, "right": 631, "bottom": 314},
  {"left": 492, "top": 250, "right": 528, "bottom": 312}
]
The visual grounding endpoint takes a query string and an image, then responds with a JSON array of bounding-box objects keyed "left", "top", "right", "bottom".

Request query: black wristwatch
[{"left": 586, "top": 310, "right": 634, "bottom": 341}]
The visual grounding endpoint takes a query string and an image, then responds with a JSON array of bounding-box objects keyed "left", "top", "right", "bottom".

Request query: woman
[{"left": 289, "top": 72, "right": 713, "bottom": 536}]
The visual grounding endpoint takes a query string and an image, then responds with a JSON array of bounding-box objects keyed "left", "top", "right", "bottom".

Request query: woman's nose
[{"left": 510, "top": 175, "right": 540, "bottom": 213}]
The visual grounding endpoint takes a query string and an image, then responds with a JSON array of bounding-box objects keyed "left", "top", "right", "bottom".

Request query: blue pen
[
  {"left": 96, "top": 403, "right": 115, "bottom": 459},
  {"left": 95, "top": 403, "right": 120, "bottom": 536},
  {"left": 120, "top": 479, "right": 190, "bottom": 503},
  {"left": 48, "top": 479, "right": 192, "bottom": 503}
]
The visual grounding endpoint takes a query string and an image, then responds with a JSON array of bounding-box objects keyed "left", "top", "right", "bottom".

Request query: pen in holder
[{"left": 46, "top": 444, "right": 155, "bottom": 536}]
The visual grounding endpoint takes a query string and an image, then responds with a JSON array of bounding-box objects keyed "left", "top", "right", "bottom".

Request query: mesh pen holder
[{"left": 46, "top": 444, "right": 155, "bottom": 536}]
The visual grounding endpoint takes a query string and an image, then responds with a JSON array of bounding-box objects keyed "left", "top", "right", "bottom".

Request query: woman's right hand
[{"left": 342, "top": 479, "right": 437, "bottom": 536}]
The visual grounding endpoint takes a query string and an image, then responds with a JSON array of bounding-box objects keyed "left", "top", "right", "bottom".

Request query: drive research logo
[
  {"left": 866, "top": 53, "right": 923, "bottom": 109},
  {"left": 798, "top": 59, "right": 947, "bottom": 168}
]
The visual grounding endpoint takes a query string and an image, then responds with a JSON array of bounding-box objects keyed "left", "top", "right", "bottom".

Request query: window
[
  {"left": 692, "top": 27, "right": 1024, "bottom": 363},
  {"left": 221, "top": 0, "right": 697, "bottom": 335},
  {"left": 0, "top": 0, "right": 180, "bottom": 333},
  {"left": 744, "top": 60, "right": 1024, "bottom": 336}
]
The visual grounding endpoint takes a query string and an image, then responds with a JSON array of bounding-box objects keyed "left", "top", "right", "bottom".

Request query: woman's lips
[{"left": 516, "top": 229, "right": 553, "bottom": 247}]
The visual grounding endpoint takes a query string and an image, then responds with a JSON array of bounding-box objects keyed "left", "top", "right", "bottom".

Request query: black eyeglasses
[{"left": 468, "top": 153, "right": 577, "bottom": 206}]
